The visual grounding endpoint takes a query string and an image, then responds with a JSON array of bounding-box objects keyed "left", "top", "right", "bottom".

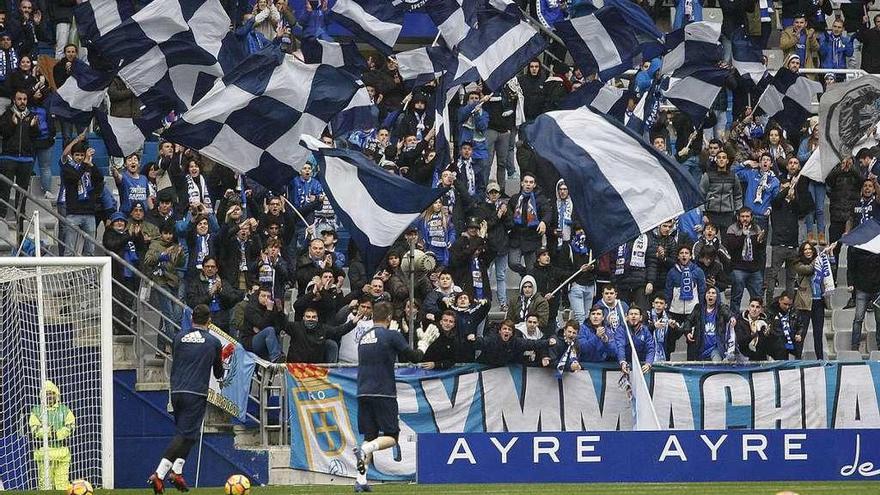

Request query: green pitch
[{"left": 25, "top": 482, "right": 880, "bottom": 495}]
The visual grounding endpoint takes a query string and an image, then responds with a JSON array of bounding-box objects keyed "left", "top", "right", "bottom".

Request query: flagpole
[
  {"left": 546, "top": 252, "right": 595, "bottom": 298},
  {"left": 282, "top": 196, "right": 317, "bottom": 231}
]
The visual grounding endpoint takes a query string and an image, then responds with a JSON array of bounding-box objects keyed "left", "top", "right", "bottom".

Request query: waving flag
[
  {"left": 95, "top": 111, "right": 158, "bottom": 158},
  {"left": 74, "top": 0, "right": 135, "bottom": 45},
  {"left": 625, "top": 327, "right": 662, "bottom": 431},
  {"left": 88, "top": 0, "right": 244, "bottom": 116},
  {"left": 300, "top": 37, "right": 366, "bottom": 74},
  {"left": 47, "top": 60, "right": 114, "bottom": 125},
  {"left": 330, "top": 0, "right": 405, "bottom": 55},
  {"left": 302, "top": 137, "right": 445, "bottom": 272},
  {"left": 423, "top": 0, "right": 476, "bottom": 48},
  {"left": 556, "top": 1, "right": 662, "bottom": 82},
  {"left": 523, "top": 106, "right": 703, "bottom": 255},
  {"left": 164, "top": 45, "right": 360, "bottom": 192},
  {"left": 395, "top": 45, "right": 454, "bottom": 87},
  {"left": 841, "top": 219, "right": 880, "bottom": 254},
  {"left": 331, "top": 84, "right": 379, "bottom": 136},
  {"left": 756, "top": 68, "right": 823, "bottom": 131},
  {"left": 560, "top": 80, "right": 628, "bottom": 120},
  {"left": 731, "top": 34, "right": 768, "bottom": 84},
  {"left": 664, "top": 66, "right": 728, "bottom": 126},
  {"left": 660, "top": 21, "right": 722, "bottom": 75},
  {"left": 456, "top": 8, "right": 546, "bottom": 92}
]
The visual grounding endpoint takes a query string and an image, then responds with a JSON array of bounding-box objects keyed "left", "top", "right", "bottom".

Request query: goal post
[{"left": 0, "top": 256, "right": 114, "bottom": 489}]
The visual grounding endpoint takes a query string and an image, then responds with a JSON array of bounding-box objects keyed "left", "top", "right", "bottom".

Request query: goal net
[{"left": 0, "top": 258, "right": 113, "bottom": 490}]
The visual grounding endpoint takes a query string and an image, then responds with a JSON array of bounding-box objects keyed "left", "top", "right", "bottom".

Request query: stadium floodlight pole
[{"left": 33, "top": 209, "right": 52, "bottom": 488}]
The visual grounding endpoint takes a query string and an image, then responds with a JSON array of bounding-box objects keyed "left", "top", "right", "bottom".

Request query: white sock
[
  {"left": 156, "top": 458, "right": 173, "bottom": 479},
  {"left": 356, "top": 471, "right": 368, "bottom": 485},
  {"left": 172, "top": 458, "right": 185, "bottom": 475},
  {"left": 361, "top": 440, "right": 379, "bottom": 456}
]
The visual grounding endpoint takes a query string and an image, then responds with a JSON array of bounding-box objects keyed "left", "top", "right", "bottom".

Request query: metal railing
[{"left": 0, "top": 174, "right": 269, "bottom": 436}]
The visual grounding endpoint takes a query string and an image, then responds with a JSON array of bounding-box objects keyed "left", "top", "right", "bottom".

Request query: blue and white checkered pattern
[
  {"left": 74, "top": 0, "right": 135, "bottom": 46},
  {"left": 88, "top": 0, "right": 242, "bottom": 116},
  {"left": 47, "top": 59, "right": 114, "bottom": 126},
  {"left": 164, "top": 45, "right": 360, "bottom": 192},
  {"left": 300, "top": 37, "right": 366, "bottom": 75},
  {"left": 330, "top": 0, "right": 405, "bottom": 55}
]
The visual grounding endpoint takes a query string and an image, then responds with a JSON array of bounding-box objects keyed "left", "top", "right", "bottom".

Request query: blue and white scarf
[
  {"left": 470, "top": 255, "right": 484, "bottom": 300},
  {"left": 780, "top": 311, "right": 794, "bottom": 350},
  {"left": 557, "top": 196, "right": 572, "bottom": 246},
  {"left": 571, "top": 232, "right": 589, "bottom": 256},
  {"left": 195, "top": 234, "right": 210, "bottom": 269},
  {"left": 556, "top": 341, "right": 578, "bottom": 380},
  {"left": 678, "top": 264, "right": 694, "bottom": 301},
  {"left": 742, "top": 230, "right": 754, "bottom": 262},
  {"left": 207, "top": 276, "right": 221, "bottom": 312},
  {"left": 76, "top": 164, "right": 93, "bottom": 201},
  {"left": 858, "top": 196, "right": 875, "bottom": 225},
  {"left": 0, "top": 48, "right": 18, "bottom": 81},
  {"left": 123, "top": 240, "right": 138, "bottom": 278}
]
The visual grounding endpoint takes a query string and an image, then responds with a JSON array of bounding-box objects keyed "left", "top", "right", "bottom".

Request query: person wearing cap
[
  {"left": 781, "top": 16, "right": 819, "bottom": 69},
  {"left": 104, "top": 211, "right": 148, "bottom": 334},
  {"left": 449, "top": 217, "right": 493, "bottom": 304},
  {"left": 471, "top": 180, "right": 513, "bottom": 310},
  {"left": 129, "top": 201, "right": 158, "bottom": 249},
  {"left": 394, "top": 92, "right": 433, "bottom": 143}
]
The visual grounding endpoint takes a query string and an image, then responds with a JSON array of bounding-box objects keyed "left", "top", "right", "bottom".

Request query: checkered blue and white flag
[
  {"left": 163, "top": 45, "right": 360, "bottom": 192},
  {"left": 47, "top": 59, "right": 114, "bottom": 126},
  {"left": 300, "top": 36, "right": 366, "bottom": 75},
  {"left": 74, "top": 0, "right": 136, "bottom": 45},
  {"left": 330, "top": 0, "right": 405, "bottom": 55},
  {"left": 88, "top": 0, "right": 245, "bottom": 116}
]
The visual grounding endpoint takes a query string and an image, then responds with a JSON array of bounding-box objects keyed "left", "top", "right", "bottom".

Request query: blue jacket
[
  {"left": 457, "top": 102, "right": 489, "bottom": 160},
  {"left": 664, "top": 261, "right": 707, "bottom": 315},
  {"left": 819, "top": 32, "right": 854, "bottom": 69},
  {"left": 633, "top": 58, "right": 661, "bottom": 95},
  {"left": 577, "top": 323, "right": 619, "bottom": 362},
  {"left": 734, "top": 163, "right": 780, "bottom": 217},
  {"left": 615, "top": 323, "right": 656, "bottom": 364}
]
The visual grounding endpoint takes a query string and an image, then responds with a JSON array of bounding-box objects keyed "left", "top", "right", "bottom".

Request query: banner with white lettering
[
  {"left": 419, "top": 430, "right": 880, "bottom": 483},
  {"left": 285, "top": 362, "right": 880, "bottom": 481}
]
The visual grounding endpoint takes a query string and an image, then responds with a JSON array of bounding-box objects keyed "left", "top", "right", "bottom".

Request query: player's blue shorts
[
  {"left": 171, "top": 392, "right": 208, "bottom": 440},
  {"left": 357, "top": 396, "right": 399, "bottom": 442}
]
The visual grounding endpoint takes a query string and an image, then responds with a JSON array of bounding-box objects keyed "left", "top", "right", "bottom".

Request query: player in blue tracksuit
[
  {"left": 615, "top": 306, "right": 656, "bottom": 374},
  {"left": 353, "top": 302, "right": 432, "bottom": 493},
  {"left": 577, "top": 307, "right": 619, "bottom": 362},
  {"left": 149, "top": 305, "right": 222, "bottom": 494}
]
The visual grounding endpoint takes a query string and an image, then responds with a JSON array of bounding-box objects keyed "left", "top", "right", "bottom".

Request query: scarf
[
  {"left": 678, "top": 263, "right": 694, "bottom": 301},
  {"left": 758, "top": 0, "right": 771, "bottom": 21},
  {"left": 470, "top": 255, "right": 484, "bottom": 300},
  {"left": 195, "top": 234, "right": 210, "bottom": 269},
  {"left": 556, "top": 341, "right": 578, "bottom": 380},
  {"left": 725, "top": 317, "right": 737, "bottom": 359},
  {"left": 571, "top": 232, "right": 589, "bottom": 257},
  {"left": 259, "top": 258, "right": 276, "bottom": 294},
  {"left": 123, "top": 239, "right": 138, "bottom": 278},
  {"left": 650, "top": 310, "right": 669, "bottom": 361},
  {"left": 12, "top": 104, "right": 29, "bottom": 123},
  {"left": 514, "top": 192, "right": 539, "bottom": 227},
  {"left": 238, "top": 240, "right": 248, "bottom": 271},
  {"left": 458, "top": 158, "right": 476, "bottom": 196},
  {"left": 519, "top": 295, "right": 533, "bottom": 321},
  {"left": 631, "top": 234, "right": 648, "bottom": 268},
  {"left": 755, "top": 170, "right": 771, "bottom": 204},
  {"left": 780, "top": 311, "right": 794, "bottom": 350},
  {"left": 557, "top": 197, "right": 573, "bottom": 245},
  {"left": 207, "top": 276, "right": 221, "bottom": 312},
  {"left": 0, "top": 48, "right": 17, "bottom": 80},
  {"left": 602, "top": 300, "right": 625, "bottom": 328},
  {"left": 426, "top": 213, "right": 448, "bottom": 248},
  {"left": 858, "top": 196, "right": 875, "bottom": 225},
  {"left": 75, "top": 163, "right": 93, "bottom": 201},
  {"left": 414, "top": 111, "right": 426, "bottom": 141},
  {"left": 186, "top": 174, "right": 211, "bottom": 210},
  {"left": 742, "top": 228, "right": 754, "bottom": 262}
]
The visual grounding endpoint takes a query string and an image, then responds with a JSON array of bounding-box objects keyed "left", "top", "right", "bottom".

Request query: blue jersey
[
  {"left": 170, "top": 327, "right": 223, "bottom": 396},
  {"left": 118, "top": 171, "right": 150, "bottom": 215},
  {"left": 357, "top": 325, "right": 419, "bottom": 398}
]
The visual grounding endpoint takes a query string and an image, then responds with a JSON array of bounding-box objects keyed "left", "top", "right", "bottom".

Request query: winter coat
[
  {"left": 517, "top": 69, "right": 546, "bottom": 121},
  {"left": 61, "top": 161, "right": 104, "bottom": 216},
  {"left": 0, "top": 106, "right": 40, "bottom": 157},
  {"left": 614, "top": 323, "right": 655, "bottom": 364},
  {"left": 646, "top": 228, "right": 681, "bottom": 288},
  {"left": 857, "top": 26, "right": 880, "bottom": 75},
  {"left": 216, "top": 226, "right": 261, "bottom": 289},
  {"left": 780, "top": 27, "right": 820, "bottom": 68},
  {"left": 240, "top": 299, "right": 286, "bottom": 350},
  {"left": 103, "top": 226, "right": 148, "bottom": 281},
  {"left": 185, "top": 273, "right": 243, "bottom": 330},
  {"left": 770, "top": 174, "right": 811, "bottom": 247},
  {"left": 825, "top": 164, "right": 863, "bottom": 224},
  {"left": 506, "top": 275, "right": 551, "bottom": 331},
  {"left": 665, "top": 262, "right": 707, "bottom": 315},
  {"left": 473, "top": 332, "right": 551, "bottom": 366},
  {"left": 577, "top": 323, "right": 618, "bottom": 362},
  {"left": 108, "top": 78, "right": 142, "bottom": 119},
  {"left": 819, "top": 32, "right": 854, "bottom": 69},
  {"left": 725, "top": 222, "right": 766, "bottom": 272},
  {"left": 143, "top": 238, "right": 186, "bottom": 288},
  {"left": 847, "top": 247, "right": 880, "bottom": 294},
  {"left": 506, "top": 191, "right": 552, "bottom": 252},
  {"left": 469, "top": 197, "right": 512, "bottom": 256},
  {"left": 700, "top": 170, "right": 743, "bottom": 214},
  {"left": 284, "top": 320, "right": 356, "bottom": 363},
  {"left": 449, "top": 234, "right": 493, "bottom": 302}
]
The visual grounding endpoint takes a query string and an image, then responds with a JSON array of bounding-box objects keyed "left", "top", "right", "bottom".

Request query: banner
[
  {"left": 419, "top": 429, "right": 880, "bottom": 483},
  {"left": 286, "top": 361, "right": 880, "bottom": 481},
  {"left": 815, "top": 75, "right": 880, "bottom": 182},
  {"left": 206, "top": 324, "right": 259, "bottom": 421}
]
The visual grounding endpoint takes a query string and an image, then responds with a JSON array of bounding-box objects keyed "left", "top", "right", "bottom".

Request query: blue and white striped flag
[
  {"left": 423, "top": 0, "right": 477, "bottom": 48},
  {"left": 47, "top": 60, "right": 114, "bottom": 125},
  {"left": 560, "top": 80, "right": 628, "bottom": 120},
  {"left": 456, "top": 8, "right": 546, "bottom": 92},
  {"left": 164, "top": 45, "right": 360, "bottom": 192},
  {"left": 88, "top": 0, "right": 245, "bottom": 116},
  {"left": 663, "top": 66, "right": 729, "bottom": 126},
  {"left": 301, "top": 137, "right": 445, "bottom": 272},
  {"left": 331, "top": 84, "right": 379, "bottom": 136},
  {"left": 731, "top": 34, "right": 768, "bottom": 84},
  {"left": 330, "top": 0, "right": 405, "bottom": 55},
  {"left": 300, "top": 37, "right": 366, "bottom": 75},
  {"left": 523, "top": 106, "right": 703, "bottom": 255},
  {"left": 556, "top": 0, "right": 663, "bottom": 82},
  {"left": 74, "top": 0, "right": 135, "bottom": 45},
  {"left": 841, "top": 219, "right": 880, "bottom": 254},
  {"left": 395, "top": 45, "right": 454, "bottom": 87},
  {"left": 625, "top": 327, "right": 661, "bottom": 431},
  {"left": 659, "top": 21, "right": 721, "bottom": 75}
]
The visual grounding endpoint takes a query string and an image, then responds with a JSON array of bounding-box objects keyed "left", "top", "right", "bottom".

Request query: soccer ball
[
  {"left": 67, "top": 479, "right": 94, "bottom": 495},
  {"left": 224, "top": 474, "right": 251, "bottom": 495}
]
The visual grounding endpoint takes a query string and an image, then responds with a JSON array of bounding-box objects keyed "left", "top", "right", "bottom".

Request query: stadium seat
[
  {"left": 801, "top": 349, "right": 817, "bottom": 360},
  {"left": 834, "top": 331, "right": 854, "bottom": 352},
  {"left": 669, "top": 351, "right": 687, "bottom": 362},
  {"left": 836, "top": 350, "right": 863, "bottom": 362},
  {"left": 870, "top": 350, "right": 880, "bottom": 361}
]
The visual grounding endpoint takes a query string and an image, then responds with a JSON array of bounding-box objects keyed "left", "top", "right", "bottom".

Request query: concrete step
[{"left": 832, "top": 309, "right": 877, "bottom": 333}]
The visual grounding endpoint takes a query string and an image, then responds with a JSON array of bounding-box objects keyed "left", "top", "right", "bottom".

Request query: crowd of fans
[{"left": 0, "top": 0, "right": 879, "bottom": 373}]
